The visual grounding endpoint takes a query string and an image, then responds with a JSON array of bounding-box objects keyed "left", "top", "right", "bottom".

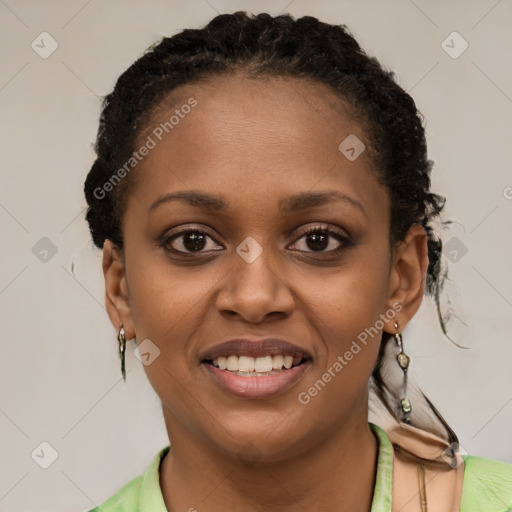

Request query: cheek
[
  {"left": 304, "top": 255, "right": 390, "bottom": 340},
  {"left": 124, "top": 264, "right": 206, "bottom": 403},
  {"left": 296, "top": 254, "right": 390, "bottom": 391},
  {"left": 124, "top": 252, "right": 227, "bottom": 366}
]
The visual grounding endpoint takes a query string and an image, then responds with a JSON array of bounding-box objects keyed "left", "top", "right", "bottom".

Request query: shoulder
[
  {"left": 84, "top": 445, "right": 170, "bottom": 512},
  {"left": 461, "top": 455, "right": 512, "bottom": 511},
  {"left": 85, "top": 475, "right": 143, "bottom": 512}
]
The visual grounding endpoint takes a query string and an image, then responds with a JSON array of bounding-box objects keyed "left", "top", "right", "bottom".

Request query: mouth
[
  {"left": 200, "top": 338, "right": 312, "bottom": 399},
  {"left": 203, "top": 353, "right": 309, "bottom": 377}
]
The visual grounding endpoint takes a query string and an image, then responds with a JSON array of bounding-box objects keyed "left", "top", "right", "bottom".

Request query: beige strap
[{"left": 387, "top": 423, "right": 465, "bottom": 511}]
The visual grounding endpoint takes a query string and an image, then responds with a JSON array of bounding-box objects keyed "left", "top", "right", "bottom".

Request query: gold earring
[
  {"left": 394, "top": 321, "right": 411, "bottom": 423},
  {"left": 117, "top": 324, "right": 126, "bottom": 382}
]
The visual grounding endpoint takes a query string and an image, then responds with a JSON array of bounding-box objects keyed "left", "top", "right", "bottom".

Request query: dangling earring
[
  {"left": 117, "top": 323, "right": 126, "bottom": 382},
  {"left": 394, "top": 321, "right": 411, "bottom": 423}
]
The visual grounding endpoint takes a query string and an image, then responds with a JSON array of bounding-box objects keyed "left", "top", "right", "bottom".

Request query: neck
[{"left": 159, "top": 410, "right": 379, "bottom": 512}]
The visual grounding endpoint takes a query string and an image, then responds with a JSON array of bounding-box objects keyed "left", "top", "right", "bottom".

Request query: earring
[
  {"left": 117, "top": 323, "right": 126, "bottom": 382},
  {"left": 394, "top": 321, "right": 411, "bottom": 423}
]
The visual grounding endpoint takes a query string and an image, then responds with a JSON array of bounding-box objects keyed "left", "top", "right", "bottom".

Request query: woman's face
[{"left": 104, "top": 75, "right": 422, "bottom": 461}]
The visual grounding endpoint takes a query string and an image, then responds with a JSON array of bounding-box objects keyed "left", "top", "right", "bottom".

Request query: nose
[{"left": 215, "top": 241, "right": 295, "bottom": 323}]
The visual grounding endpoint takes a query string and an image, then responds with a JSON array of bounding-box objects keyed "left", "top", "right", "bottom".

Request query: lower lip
[{"left": 203, "top": 361, "right": 311, "bottom": 399}]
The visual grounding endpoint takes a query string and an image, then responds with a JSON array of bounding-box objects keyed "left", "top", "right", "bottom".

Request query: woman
[{"left": 83, "top": 12, "right": 512, "bottom": 512}]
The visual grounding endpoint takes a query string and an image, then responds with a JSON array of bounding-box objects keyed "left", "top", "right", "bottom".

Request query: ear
[
  {"left": 384, "top": 224, "right": 429, "bottom": 333},
  {"left": 102, "top": 239, "right": 135, "bottom": 339}
]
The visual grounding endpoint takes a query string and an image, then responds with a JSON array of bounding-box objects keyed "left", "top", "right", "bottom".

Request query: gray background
[{"left": 1, "top": 0, "right": 511, "bottom": 510}]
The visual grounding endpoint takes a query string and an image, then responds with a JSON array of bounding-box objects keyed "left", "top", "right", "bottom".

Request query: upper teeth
[{"left": 212, "top": 355, "right": 298, "bottom": 372}]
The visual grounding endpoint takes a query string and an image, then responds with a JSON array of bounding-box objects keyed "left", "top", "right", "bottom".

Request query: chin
[{"left": 203, "top": 412, "right": 317, "bottom": 463}]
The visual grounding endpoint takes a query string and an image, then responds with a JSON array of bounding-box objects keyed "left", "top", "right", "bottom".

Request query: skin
[{"left": 102, "top": 74, "right": 428, "bottom": 512}]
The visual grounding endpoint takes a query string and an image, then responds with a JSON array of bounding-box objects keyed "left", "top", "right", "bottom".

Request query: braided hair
[{"left": 84, "top": 12, "right": 456, "bottom": 464}]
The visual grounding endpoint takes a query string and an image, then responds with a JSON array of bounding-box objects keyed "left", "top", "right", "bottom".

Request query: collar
[{"left": 369, "top": 422, "right": 394, "bottom": 511}]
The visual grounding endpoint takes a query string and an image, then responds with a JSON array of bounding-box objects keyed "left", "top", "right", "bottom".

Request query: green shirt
[{"left": 87, "top": 423, "right": 512, "bottom": 511}]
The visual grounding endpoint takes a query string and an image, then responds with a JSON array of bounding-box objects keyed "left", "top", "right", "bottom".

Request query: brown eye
[
  {"left": 289, "top": 226, "right": 350, "bottom": 254},
  {"left": 163, "top": 230, "right": 222, "bottom": 254}
]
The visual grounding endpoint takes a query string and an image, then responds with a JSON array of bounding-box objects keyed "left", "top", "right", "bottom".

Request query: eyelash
[{"left": 159, "top": 224, "right": 351, "bottom": 257}]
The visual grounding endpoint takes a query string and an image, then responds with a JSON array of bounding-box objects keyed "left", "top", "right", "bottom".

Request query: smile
[
  {"left": 208, "top": 353, "right": 306, "bottom": 376},
  {"left": 202, "top": 354, "right": 311, "bottom": 399}
]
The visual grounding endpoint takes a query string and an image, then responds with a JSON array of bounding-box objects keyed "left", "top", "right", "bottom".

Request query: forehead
[
  {"left": 127, "top": 74, "right": 388, "bottom": 223},
  {"left": 143, "top": 73, "right": 362, "bottom": 152}
]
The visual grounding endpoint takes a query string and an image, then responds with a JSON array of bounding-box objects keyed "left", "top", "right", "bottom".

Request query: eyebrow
[{"left": 149, "top": 190, "right": 367, "bottom": 218}]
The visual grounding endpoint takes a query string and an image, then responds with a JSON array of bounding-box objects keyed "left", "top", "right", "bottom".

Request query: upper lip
[{"left": 199, "top": 338, "right": 313, "bottom": 361}]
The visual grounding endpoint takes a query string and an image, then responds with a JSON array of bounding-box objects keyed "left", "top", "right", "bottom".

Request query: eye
[
  {"left": 160, "top": 224, "right": 351, "bottom": 256},
  {"left": 289, "top": 225, "right": 350, "bottom": 254},
  {"left": 161, "top": 229, "right": 223, "bottom": 254}
]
